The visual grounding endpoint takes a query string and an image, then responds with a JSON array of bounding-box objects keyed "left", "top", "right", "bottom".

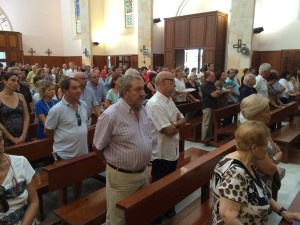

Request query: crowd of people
[{"left": 0, "top": 60, "right": 300, "bottom": 224}]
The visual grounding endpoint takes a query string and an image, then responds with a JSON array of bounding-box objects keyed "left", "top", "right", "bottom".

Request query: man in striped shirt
[{"left": 93, "top": 71, "right": 152, "bottom": 225}]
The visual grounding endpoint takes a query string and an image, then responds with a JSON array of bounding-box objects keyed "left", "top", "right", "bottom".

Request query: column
[
  {"left": 227, "top": 0, "right": 256, "bottom": 77},
  {"left": 80, "top": 0, "right": 92, "bottom": 65},
  {"left": 138, "top": 0, "right": 153, "bottom": 68}
]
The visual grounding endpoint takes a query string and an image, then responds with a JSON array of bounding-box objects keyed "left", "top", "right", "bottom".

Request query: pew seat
[{"left": 271, "top": 116, "right": 300, "bottom": 163}]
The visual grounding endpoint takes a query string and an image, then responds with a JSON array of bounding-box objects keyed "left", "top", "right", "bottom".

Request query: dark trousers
[{"left": 151, "top": 159, "right": 178, "bottom": 224}]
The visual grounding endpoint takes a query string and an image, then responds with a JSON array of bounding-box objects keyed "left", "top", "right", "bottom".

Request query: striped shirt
[{"left": 93, "top": 98, "right": 152, "bottom": 171}]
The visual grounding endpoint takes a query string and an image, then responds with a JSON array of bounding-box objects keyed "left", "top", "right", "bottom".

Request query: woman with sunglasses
[{"left": 0, "top": 129, "right": 39, "bottom": 224}]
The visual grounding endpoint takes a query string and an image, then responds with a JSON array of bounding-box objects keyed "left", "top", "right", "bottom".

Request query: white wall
[
  {"left": 253, "top": 0, "right": 300, "bottom": 50},
  {"left": 0, "top": 0, "right": 81, "bottom": 56}
]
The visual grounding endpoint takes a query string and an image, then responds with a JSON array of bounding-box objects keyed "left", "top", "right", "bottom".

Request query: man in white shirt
[
  {"left": 254, "top": 63, "right": 271, "bottom": 98},
  {"left": 66, "top": 62, "right": 77, "bottom": 77},
  {"left": 146, "top": 71, "right": 186, "bottom": 223}
]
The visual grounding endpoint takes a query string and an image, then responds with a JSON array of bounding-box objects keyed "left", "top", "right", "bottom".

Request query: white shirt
[
  {"left": 146, "top": 91, "right": 184, "bottom": 161},
  {"left": 175, "top": 78, "right": 187, "bottom": 102},
  {"left": 254, "top": 74, "right": 268, "bottom": 98},
  {"left": 66, "top": 69, "right": 77, "bottom": 77},
  {"left": 279, "top": 78, "right": 292, "bottom": 98}
]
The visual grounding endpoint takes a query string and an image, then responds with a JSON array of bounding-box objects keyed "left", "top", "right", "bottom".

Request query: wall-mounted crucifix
[
  {"left": 45, "top": 49, "right": 52, "bottom": 56},
  {"left": 233, "top": 39, "right": 246, "bottom": 53},
  {"left": 28, "top": 48, "right": 35, "bottom": 56}
]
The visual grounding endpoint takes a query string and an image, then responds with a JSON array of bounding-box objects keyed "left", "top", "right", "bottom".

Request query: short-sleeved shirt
[
  {"left": 279, "top": 78, "right": 292, "bottom": 99},
  {"left": 80, "top": 86, "right": 99, "bottom": 116},
  {"left": 93, "top": 98, "right": 152, "bottom": 171},
  {"left": 45, "top": 97, "right": 89, "bottom": 159},
  {"left": 211, "top": 158, "right": 271, "bottom": 225},
  {"left": 0, "top": 155, "right": 35, "bottom": 224},
  {"left": 106, "top": 89, "right": 119, "bottom": 105},
  {"left": 35, "top": 99, "right": 59, "bottom": 139},
  {"left": 224, "top": 77, "right": 240, "bottom": 103},
  {"left": 146, "top": 91, "right": 184, "bottom": 161},
  {"left": 201, "top": 81, "right": 218, "bottom": 109},
  {"left": 254, "top": 75, "right": 269, "bottom": 98}
]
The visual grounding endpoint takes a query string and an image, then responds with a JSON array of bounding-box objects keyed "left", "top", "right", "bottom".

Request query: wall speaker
[
  {"left": 93, "top": 42, "right": 99, "bottom": 46},
  {"left": 253, "top": 27, "right": 264, "bottom": 34},
  {"left": 153, "top": 18, "right": 161, "bottom": 23}
]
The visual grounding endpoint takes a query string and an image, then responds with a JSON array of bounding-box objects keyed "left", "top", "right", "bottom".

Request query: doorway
[{"left": 175, "top": 49, "right": 203, "bottom": 72}]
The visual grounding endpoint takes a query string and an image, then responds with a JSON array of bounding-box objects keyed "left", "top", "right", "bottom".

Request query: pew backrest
[
  {"left": 177, "top": 101, "right": 202, "bottom": 117},
  {"left": 117, "top": 140, "right": 236, "bottom": 225},
  {"left": 43, "top": 151, "right": 106, "bottom": 192},
  {"left": 5, "top": 138, "right": 52, "bottom": 162},
  {"left": 268, "top": 101, "right": 298, "bottom": 127}
]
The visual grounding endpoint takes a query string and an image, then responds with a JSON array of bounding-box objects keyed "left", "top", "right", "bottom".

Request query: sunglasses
[
  {"left": 0, "top": 186, "right": 9, "bottom": 213},
  {"left": 75, "top": 113, "right": 82, "bottom": 126}
]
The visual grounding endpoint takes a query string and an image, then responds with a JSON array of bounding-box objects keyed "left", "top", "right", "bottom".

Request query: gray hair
[
  {"left": 243, "top": 73, "right": 255, "bottom": 85},
  {"left": 240, "top": 94, "right": 269, "bottom": 120},
  {"left": 119, "top": 73, "right": 143, "bottom": 97},
  {"left": 125, "top": 68, "right": 139, "bottom": 76},
  {"left": 259, "top": 63, "right": 271, "bottom": 75},
  {"left": 38, "top": 80, "right": 54, "bottom": 99}
]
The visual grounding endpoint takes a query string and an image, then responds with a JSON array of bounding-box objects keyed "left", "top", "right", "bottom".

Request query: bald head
[
  {"left": 75, "top": 72, "right": 87, "bottom": 88},
  {"left": 155, "top": 71, "right": 174, "bottom": 86}
]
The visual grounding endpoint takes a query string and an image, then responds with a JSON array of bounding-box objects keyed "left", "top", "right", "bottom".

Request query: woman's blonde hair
[
  {"left": 240, "top": 94, "right": 269, "bottom": 120},
  {"left": 38, "top": 80, "right": 54, "bottom": 99},
  {"left": 235, "top": 120, "right": 270, "bottom": 151}
]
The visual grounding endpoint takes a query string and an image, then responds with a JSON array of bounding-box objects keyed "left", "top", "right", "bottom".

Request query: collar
[
  {"left": 156, "top": 91, "right": 173, "bottom": 103},
  {"left": 61, "top": 96, "right": 81, "bottom": 106}
]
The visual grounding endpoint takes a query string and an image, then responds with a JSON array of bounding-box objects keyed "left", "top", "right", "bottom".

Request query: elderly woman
[
  {"left": 240, "top": 94, "right": 282, "bottom": 199},
  {"left": 34, "top": 80, "right": 59, "bottom": 139},
  {"left": 186, "top": 72, "right": 201, "bottom": 102},
  {"left": 174, "top": 67, "right": 187, "bottom": 105},
  {"left": 0, "top": 72, "right": 30, "bottom": 146},
  {"left": 0, "top": 129, "right": 39, "bottom": 224},
  {"left": 212, "top": 120, "right": 300, "bottom": 224}
]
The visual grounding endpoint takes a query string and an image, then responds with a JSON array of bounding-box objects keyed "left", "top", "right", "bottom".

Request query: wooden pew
[
  {"left": 28, "top": 123, "right": 38, "bottom": 140},
  {"left": 116, "top": 140, "right": 237, "bottom": 225},
  {"left": 45, "top": 152, "right": 106, "bottom": 225},
  {"left": 177, "top": 101, "right": 203, "bottom": 151},
  {"left": 268, "top": 101, "right": 300, "bottom": 163},
  {"left": 212, "top": 103, "right": 240, "bottom": 146},
  {"left": 278, "top": 190, "right": 300, "bottom": 225},
  {"left": 50, "top": 147, "right": 209, "bottom": 225},
  {"left": 5, "top": 138, "right": 52, "bottom": 221}
]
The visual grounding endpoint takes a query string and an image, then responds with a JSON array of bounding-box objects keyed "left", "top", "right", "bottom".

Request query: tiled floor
[{"left": 37, "top": 140, "right": 300, "bottom": 225}]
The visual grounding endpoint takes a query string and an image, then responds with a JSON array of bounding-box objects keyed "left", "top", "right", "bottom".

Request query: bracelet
[{"left": 277, "top": 207, "right": 287, "bottom": 216}]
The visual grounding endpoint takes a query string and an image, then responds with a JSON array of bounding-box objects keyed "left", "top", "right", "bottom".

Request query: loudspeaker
[
  {"left": 93, "top": 42, "right": 99, "bottom": 46},
  {"left": 153, "top": 18, "right": 161, "bottom": 23},
  {"left": 253, "top": 27, "right": 264, "bottom": 34}
]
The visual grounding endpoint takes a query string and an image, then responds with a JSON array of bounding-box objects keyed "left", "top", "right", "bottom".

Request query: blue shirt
[
  {"left": 106, "top": 89, "right": 120, "bottom": 104},
  {"left": 87, "top": 80, "right": 106, "bottom": 105},
  {"left": 80, "top": 86, "right": 99, "bottom": 117},
  {"left": 224, "top": 77, "right": 240, "bottom": 103},
  {"left": 35, "top": 99, "right": 59, "bottom": 139}
]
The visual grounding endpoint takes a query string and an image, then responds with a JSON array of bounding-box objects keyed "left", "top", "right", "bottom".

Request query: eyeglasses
[
  {"left": 75, "top": 113, "right": 82, "bottom": 126},
  {"left": 164, "top": 78, "right": 175, "bottom": 83},
  {"left": 0, "top": 186, "right": 9, "bottom": 213}
]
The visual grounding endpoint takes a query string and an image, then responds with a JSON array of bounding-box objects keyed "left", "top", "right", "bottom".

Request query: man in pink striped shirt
[{"left": 93, "top": 70, "right": 152, "bottom": 225}]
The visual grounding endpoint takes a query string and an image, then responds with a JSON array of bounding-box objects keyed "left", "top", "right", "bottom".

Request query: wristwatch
[{"left": 277, "top": 207, "right": 287, "bottom": 216}]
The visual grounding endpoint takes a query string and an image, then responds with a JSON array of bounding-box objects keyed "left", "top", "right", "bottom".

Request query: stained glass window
[
  {"left": 75, "top": 0, "right": 81, "bottom": 34},
  {"left": 125, "top": 0, "right": 134, "bottom": 28}
]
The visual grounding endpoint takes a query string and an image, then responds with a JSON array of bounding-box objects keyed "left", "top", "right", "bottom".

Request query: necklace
[{"left": 44, "top": 99, "right": 54, "bottom": 110}]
